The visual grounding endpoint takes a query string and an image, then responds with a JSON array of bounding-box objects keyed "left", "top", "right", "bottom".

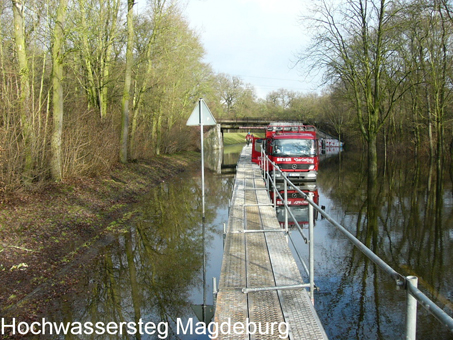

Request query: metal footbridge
[
  {"left": 213, "top": 145, "right": 453, "bottom": 339},
  {"left": 214, "top": 146, "right": 327, "bottom": 339}
]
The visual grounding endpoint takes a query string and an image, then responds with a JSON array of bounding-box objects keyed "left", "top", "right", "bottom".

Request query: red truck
[
  {"left": 252, "top": 122, "right": 318, "bottom": 181},
  {"left": 269, "top": 183, "right": 319, "bottom": 206},
  {"left": 271, "top": 184, "right": 319, "bottom": 228}
]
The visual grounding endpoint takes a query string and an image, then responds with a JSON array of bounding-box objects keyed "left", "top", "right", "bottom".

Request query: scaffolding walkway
[{"left": 214, "top": 146, "right": 328, "bottom": 340}]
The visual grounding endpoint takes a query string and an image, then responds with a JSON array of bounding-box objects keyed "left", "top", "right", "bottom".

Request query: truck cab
[{"left": 252, "top": 122, "right": 318, "bottom": 181}]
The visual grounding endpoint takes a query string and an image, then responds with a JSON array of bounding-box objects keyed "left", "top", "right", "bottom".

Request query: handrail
[
  {"left": 290, "top": 178, "right": 453, "bottom": 332},
  {"left": 272, "top": 186, "right": 308, "bottom": 242},
  {"left": 259, "top": 150, "right": 453, "bottom": 336},
  {"left": 260, "top": 150, "right": 316, "bottom": 302},
  {"left": 261, "top": 153, "right": 306, "bottom": 240}
]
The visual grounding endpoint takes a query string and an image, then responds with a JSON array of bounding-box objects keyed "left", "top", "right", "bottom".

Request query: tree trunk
[
  {"left": 50, "top": 0, "right": 69, "bottom": 181},
  {"left": 100, "top": 0, "right": 120, "bottom": 119},
  {"left": 12, "top": 0, "right": 33, "bottom": 182},
  {"left": 120, "top": 0, "right": 134, "bottom": 163},
  {"left": 130, "top": 0, "right": 167, "bottom": 158},
  {"left": 130, "top": 81, "right": 138, "bottom": 160},
  {"left": 156, "top": 111, "right": 162, "bottom": 156},
  {"left": 125, "top": 231, "right": 142, "bottom": 339},
  {"left": 80, "top": 0, "right": 97, "bottom": 109}
]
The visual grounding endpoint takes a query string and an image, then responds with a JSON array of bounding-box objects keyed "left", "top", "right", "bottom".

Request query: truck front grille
[{"left": 279, "top": 164, "right": 311, "bottom": 170}]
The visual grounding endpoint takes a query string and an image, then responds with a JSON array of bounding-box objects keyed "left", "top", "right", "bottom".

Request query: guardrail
[{"left": 258, "top": 150, "right": 453, "bottom": 339}]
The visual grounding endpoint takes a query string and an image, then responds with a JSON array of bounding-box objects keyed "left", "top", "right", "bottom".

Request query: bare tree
[
  {"left": 73, "top": 0, "right": 121, "bottom": 119},
  {"left": 300, "top": 0, "right": 407, "bottom": 196},
  {"left": 50, "top": 0, "right": 69, "bottom": 181},
  {"left": 120, "top": 0, "right": 134, "bottom": 163},
  {"left": 11, "top": 0, "right": 33, "bottom": 182},
  {"left": 130, "top": 0, "right": 169, "bottom": 158},
  {"left": 216, "top": 74, "right": 257, "bottom": 119}
]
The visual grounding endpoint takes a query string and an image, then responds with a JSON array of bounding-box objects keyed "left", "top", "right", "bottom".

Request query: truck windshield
[{"left": 273, "top": 139, "right": 316, "bottom": 157}]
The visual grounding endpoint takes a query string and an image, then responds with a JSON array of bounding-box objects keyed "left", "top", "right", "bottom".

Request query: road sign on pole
[
  {"left": 187, "top": 99, "right": 216, "bottom": 126},
  {"left": 186, "top": 99, "right": 216, "bottom": 219}
]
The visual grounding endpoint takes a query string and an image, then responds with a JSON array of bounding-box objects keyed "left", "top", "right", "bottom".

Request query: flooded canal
[{"left": 41, "top": 145, "right": 452, "bottom": 339}]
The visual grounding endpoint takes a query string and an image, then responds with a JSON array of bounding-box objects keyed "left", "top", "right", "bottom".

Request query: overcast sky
[{"left": 182, "top": 0, "right": 323, "bottom": 99}]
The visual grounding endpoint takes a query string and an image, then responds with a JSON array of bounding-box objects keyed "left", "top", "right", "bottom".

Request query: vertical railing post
[
  {"left": 406, "top": 276, "right": 418, "bottom": 340},
  {"left": 223, "top": 223, "right": 226, "bottom": 248},
  {"left": 213, "top": 277, "right": 217, "bottom": 299},
  {"left": 309, "top": 192, "right": 314, "bottom": 304},
  {"left": 273, "top": 170, "right": 277, "bottom": 208},
  {"left": 260, "top": 148, "right": 264, "bottom": 185},
  {"left": 284, "top": 179, "right": 288, "bottom": 233},
  {"left": 273, "top": 169, "right": 277, "bottom": 210}
]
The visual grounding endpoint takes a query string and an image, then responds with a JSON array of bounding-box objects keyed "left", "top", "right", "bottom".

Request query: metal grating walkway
[{"left": 214, "top": 146, "right": 328, "bottom": 340}]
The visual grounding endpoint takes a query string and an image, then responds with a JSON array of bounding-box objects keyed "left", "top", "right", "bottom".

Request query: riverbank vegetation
[
  {"left": 2, "top": 0, "right": 452, "bottom": 196},
  {"left": 0, "top": 152, "right": 200, "bottom": 320},
  {"left": 1, "top": 0, "right": 208, "bottom": 195}
]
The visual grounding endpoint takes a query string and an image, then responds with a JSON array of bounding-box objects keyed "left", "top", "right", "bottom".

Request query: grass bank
[
  {"left": 223, "top": 132, "right": 264, "bottom": 145},
  {"left": 0, "top": 152, "right": 200, "bottom": 322}
]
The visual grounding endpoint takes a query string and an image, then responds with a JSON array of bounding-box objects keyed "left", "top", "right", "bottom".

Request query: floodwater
[
  {"left": 306, "top": 152, "right": 453, "bottom": 340},
  {"left": 40, "top": 144, "right": 453, "bottom": 339}
]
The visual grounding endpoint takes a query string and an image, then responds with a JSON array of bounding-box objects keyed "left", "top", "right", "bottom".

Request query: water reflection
[
  {"left": 41, "top": 164, "right": 233, "bottom": 339},
  {"left": 28, "top": 145, "right": 453, "bottom": 340},
  {"left": 313, "top": 152, "right": 453, "bottom": 339},
  {"left": 205, "top": 144, "right": 244, "bottom": 175},
  {"left": 270, "top": 182, "right": 319, "bottom": 229}
]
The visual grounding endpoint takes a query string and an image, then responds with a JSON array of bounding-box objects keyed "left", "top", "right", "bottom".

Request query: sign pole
[
  {"left": 188, "top": 98, "right": 216, "bottom": 324},
  {"left": 199, "top": 98, "right": 205, "bottom": 219},
  {"left": 187, "top": 98, "right": 215, "bottom": 218}
]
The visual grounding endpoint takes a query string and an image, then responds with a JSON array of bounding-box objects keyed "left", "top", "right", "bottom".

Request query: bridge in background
[
  {"left": 217, "top": 118, "right": 272, "bottom": 134},
  {"left": 216, "top": 118, "right": 338, "bottom": 140}
]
